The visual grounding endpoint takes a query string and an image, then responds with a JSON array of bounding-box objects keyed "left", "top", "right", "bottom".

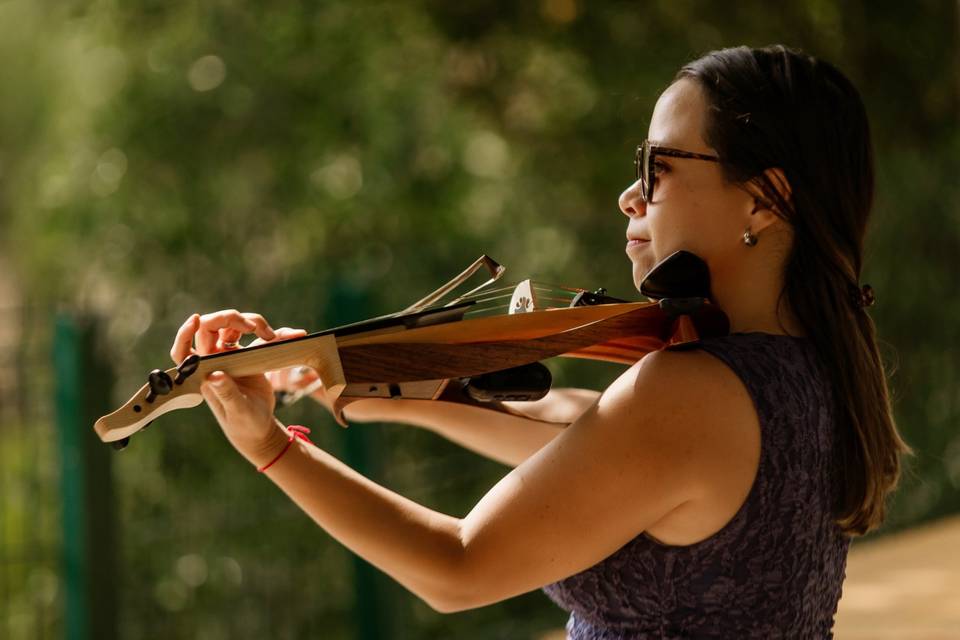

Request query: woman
[{"left": 169, "top": 45, "right": 909, "bottom": 638}]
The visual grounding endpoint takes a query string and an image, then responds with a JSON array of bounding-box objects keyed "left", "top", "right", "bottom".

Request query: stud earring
[{"left": 743, "top": 228, "right": 758, "bottom": 247}]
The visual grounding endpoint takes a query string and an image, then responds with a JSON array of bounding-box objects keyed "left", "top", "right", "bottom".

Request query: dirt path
[
  {"left": 834, "top": 514, "right": 960, "bottom": 639},
  {"left": 537, "top": 515, "right": 960, "bottom": 639}
]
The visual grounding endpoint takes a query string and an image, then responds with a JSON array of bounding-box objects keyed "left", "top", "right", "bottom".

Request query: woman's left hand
[{"left": 170, "top": 310, "right": 308, "bottom": 466}]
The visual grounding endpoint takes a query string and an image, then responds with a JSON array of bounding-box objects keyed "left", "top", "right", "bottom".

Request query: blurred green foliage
[{"left": 1, "top": 0, "right": 957, "bottom": 638}]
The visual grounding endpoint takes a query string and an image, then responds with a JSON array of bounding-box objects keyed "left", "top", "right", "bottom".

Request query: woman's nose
[{"left": 619, "top": 180, "right": 646, "bottom": 218}]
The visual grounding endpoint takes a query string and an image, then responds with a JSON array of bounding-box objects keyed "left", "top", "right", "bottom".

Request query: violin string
[
  {"left": 458, "top": 296, "right": 581, "bottom": 317},
  {"left": 531, "top": 285, "right": 580, "bottom": 296},
  {"left": 466, "top": 291, "right": 577, "bottom": 305},
  {"left": 342, "top": 284, "right": 584, "bottom": 333},
  {"left": 442, "top": 283, "right": 520, "bottom": 299},
  {"left": 382, "top": 277, "right": 590, "bottom": 325},
  {"left": 467, "top": 292, "right": 515, "bottom": 305},
  {"left": 441, "top": 282, "right": 581, "bottom": 306},
  {"left": 527, "top": 281, "right": 590, "bottom": 294},
  {"left": 444, "top": 282, "right": 520, "bottom": 301},
  {"left": 455, "top": 280, "right": 585, "bottom": 301}
]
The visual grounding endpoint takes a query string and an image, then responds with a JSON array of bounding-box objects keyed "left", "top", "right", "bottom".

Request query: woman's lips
[{"left": 626, "top": 238, "right": 650, "bottom": 251}]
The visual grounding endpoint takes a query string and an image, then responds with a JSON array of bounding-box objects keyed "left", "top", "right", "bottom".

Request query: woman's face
[{"left": 620, "top": 78, "right": 755, "bottom": 292}]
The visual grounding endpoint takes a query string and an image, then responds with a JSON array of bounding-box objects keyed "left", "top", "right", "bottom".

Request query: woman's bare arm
[{"left": 339, "top": 388, "right": 601, "bottom": 467}]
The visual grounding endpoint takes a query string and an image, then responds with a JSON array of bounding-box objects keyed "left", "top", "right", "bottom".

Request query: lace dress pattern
[{"left": 540, "top": 333, "right": 850, "bottom": 639}]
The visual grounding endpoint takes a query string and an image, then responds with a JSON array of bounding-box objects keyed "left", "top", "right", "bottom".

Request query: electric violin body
[{"left": 93, "top": 250, "right": 729, "bottom": 449}]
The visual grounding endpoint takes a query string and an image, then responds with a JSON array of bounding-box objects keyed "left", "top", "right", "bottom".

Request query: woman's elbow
[
  {"left": 424, "top": 592, "right": 471, "bottom": 614},
  {"left": 424, "top": 580, "right": 501, "bottom": 614}
]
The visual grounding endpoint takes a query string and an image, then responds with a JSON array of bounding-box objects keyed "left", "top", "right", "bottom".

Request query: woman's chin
[{"left": 631, "top": 260, "right": 651, "bottom": 294}]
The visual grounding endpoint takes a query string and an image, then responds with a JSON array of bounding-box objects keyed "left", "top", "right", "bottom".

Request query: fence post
[
  {"left": 326, "top": 283, "right": 393, "bottom": 640},
  {"left": 53, "top": 313, "right": 117, "bottom": 640}
]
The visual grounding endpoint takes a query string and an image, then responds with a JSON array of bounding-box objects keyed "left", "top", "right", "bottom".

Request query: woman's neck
[{"left": 710, "top": 255, "right": 806, "bottom": 338}]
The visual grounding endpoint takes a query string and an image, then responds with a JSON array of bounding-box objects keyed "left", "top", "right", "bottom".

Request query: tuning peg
[
  {"left": 145, "top": 369, "right": 174, "bottom": 403},
  {"left": 111, "top": 437, "right": 130, "bottom": 451},
  {"left": 174, "top": 354, "right": 200, "bottom": 384}
]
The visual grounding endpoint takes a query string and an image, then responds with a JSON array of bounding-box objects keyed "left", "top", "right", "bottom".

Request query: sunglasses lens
[{"left": 641, "top": 142, "right": 652, "bottom": 201}]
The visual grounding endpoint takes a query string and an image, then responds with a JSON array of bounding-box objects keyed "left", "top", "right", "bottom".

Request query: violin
[{"left": 93, "top": 250, "right": 729, "bottom": 449}]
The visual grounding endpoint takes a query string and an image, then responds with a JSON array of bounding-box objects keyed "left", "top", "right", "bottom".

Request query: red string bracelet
[{"left": 257, "top": 425, "right": 313, "bottom": 473}]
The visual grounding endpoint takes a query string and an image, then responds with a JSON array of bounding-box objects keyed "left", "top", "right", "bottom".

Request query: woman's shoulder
[
  {"left": 625, "top": 339, "right": 786, "bottom": 441},
  {"left": 619, "top": 344, "right": 755, "bottom": 413},
  {"left": 601, "top": 348, "right": 763, "bottom": 544},
  {"left": 600, "top": 345, "right": 759, "bottom": 440},
  {"left": 598, "top": 347, "right": 761, "bottom": 491}
]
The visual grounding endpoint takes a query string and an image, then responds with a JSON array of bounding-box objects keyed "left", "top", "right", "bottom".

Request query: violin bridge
[{"left": 509, "top": 279, "right": 538, "bottom": 313}]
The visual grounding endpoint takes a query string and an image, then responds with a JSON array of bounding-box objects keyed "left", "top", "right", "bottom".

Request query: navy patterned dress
[{"left": 541, "top": 332, "right": 850, "bottom": 639}]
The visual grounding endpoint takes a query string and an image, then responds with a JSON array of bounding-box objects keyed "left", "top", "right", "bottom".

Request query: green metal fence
[
  {"left": 52, "top": 314, "right": 118, "bottom": 640},
  {"left": 1, "top": 305, "right": 567, "bottom": 639},
  {"left": 1, "top": 303, "right": 64, "bottom": 639}
]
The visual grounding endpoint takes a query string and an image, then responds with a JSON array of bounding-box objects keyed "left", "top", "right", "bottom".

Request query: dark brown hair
[{"left": 676, "top": 45, "right": 910, "bottom": 536}]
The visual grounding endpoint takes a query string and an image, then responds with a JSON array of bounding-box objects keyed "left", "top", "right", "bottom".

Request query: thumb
[{"left": 208, "top": 371, "right": 241, "bottom": 404}]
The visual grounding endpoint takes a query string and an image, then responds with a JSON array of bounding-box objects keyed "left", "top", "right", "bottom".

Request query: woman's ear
[{"left": 746, "top": 167, "right": 793, "bottom": 216}]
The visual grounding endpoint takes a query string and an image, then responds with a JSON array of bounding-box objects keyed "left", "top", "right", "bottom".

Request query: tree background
[{"left": 1, "top": 0, "right": 957, "bottom": 638}]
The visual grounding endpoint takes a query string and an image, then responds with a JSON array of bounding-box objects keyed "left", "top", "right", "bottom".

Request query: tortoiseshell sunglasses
[{"left": 635, "top": 140, "right": 721, "bottom": 202}]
